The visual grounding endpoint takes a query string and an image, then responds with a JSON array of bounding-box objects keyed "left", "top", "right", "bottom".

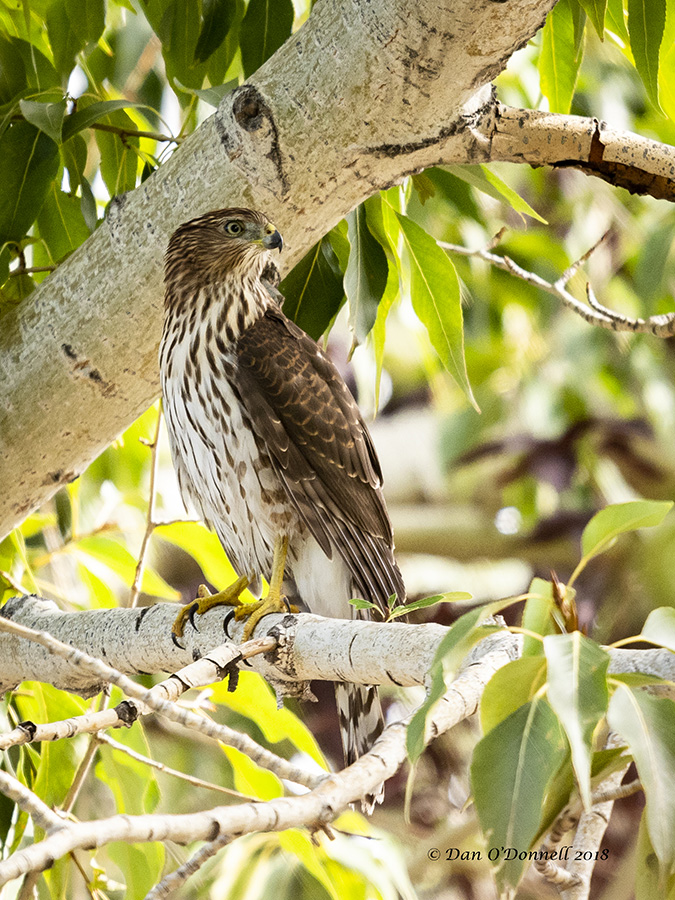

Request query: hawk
[{"left": 159, "top": 208, "right": 405, "bottom": 809}]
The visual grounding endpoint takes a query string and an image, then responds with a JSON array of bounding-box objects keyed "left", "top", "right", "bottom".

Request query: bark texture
[{"left": 0, "top": 0, "right": 558, "bottom": 539}]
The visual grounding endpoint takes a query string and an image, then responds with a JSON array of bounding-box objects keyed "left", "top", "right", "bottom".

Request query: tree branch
[
  {"left": 441, "top": 230, "right": 675, "bottom": 337},
  {"left": 0, "top": 632, "right": 517, "bottom": 889},
  {"left": 490, "top": 104, "right": 675, "bottom": 202}
]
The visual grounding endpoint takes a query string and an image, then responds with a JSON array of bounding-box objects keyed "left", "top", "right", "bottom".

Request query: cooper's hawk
[{"left": 159, "top": 208, "right": 405, "bottom": 810}]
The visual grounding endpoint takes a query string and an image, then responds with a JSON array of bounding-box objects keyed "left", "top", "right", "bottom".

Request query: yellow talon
[
  {"left": 171, "top": 574, "right": 251, "bottom": 644},
  {"left": 236, "top": 593, "right": 299, "bottom": 641}
]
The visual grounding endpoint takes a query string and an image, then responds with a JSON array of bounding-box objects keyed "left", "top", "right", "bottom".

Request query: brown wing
[{"left": 235, "top": 306, "right": 404, "bottom": 609}]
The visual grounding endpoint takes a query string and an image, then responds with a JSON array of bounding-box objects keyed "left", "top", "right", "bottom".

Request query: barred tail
[{"left": 335, "top": 682, "right": 385, "bottom": 814}]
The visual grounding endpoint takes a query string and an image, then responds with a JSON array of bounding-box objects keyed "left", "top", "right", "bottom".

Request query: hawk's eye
[{"left": 224, "top": 221, "right": 243, "bottom": 236}]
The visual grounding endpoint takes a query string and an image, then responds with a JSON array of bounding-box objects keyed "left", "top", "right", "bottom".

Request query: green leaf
[
  {"left": 46, "top": 0, "right": 86, "bottom": 81},
  {"left": 642, "top": 607, "right": 675, "bottom": 652},
  {"left": 280, "top": 235, "right": 345, "bottom": 340},
  {"left": 480, "top": 656, "right": 547, "bottom": 733},
  {"left": 0, "top": 35, "right": 59, "bottom": 102},
  {"left": 407, "top": 598, "right": 513, "bottom": 762},
  {"left": 159, "top": 0, "right": 208, "bottom": 89},
  {"left": 37, "top": 184, "right": 91, "bottom": 263},
  {"left": 94, "top": 109, "right": 139, "bottom": 197},
  {"left": 608, "top": 686, "right": 675, "bottom": 876},
  {"left": 577, "top": 0, "right": 607, "bottom": 38},
  {"left": 544, "top": 632, "right": 609, "bottom": 808},
  {"left": 195, "top": 0, "right": 236, "bottom": 62},
  {"left": 471, "top": 697, "right": 566, "bottom": 891},
  {"left": 445, "top": 165, "right": 547, "bottom": 224},
  {"left": 580, "top": 500, "right": 673, "bottom": 561},
  {"left": 521, "top": 577, "right": 561, "bottom": 656},
  {"left": 627, "top": 0, "right": 666, "bottom": 108},
  {"left": 65, "top": 0, "right": 105, "bottom": 46},
  {"left": 60, "top": 133, "right": 88, "bottom": 188},
  {"left": 62, "top": 99, "right": 152, "bottom": 142},
  {"left": 349, "top": 597, "right": 379, "bottom": 611},
  {"left": 606, "top": 0, "right": 629, "bottom": 42},
  {"left": 19, "top": 97, "right": 66, "bottom": 143},
  {"left": 96, "top": 722, "right": 164, "bottom": 899},
  {"left": 240, "top": 0, "right": 294, "bottom": 77},
  {"left": 388, "top": 591, "right": 472, "bottom": 620},
  {"left": 174, "top": 80, "right": 237, "bottom": 106},
  {"left": 636, "top": 812, "right": 675, "bottom": 900},
  {"left": 539, "top": 0, "right": 585, "bottom": 114},
  {"left": 222, "top": 745, "right": 283, "bottom": 800},
  {"left": 396, "top": 211, "right": 478, "bottom": 410},
  {"left": 73, "top": 535, "right": 180, "bottom": 600},
  {"left": 344, "top": 203, "right": 389, "bottom": 345},
  {"left": 0, "top": 121, "right": 59, "bottom": 245}
]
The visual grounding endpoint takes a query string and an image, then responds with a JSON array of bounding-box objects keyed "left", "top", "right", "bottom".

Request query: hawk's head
[{"left": 165, "top": 207, "right": 283, "bottom": 290}]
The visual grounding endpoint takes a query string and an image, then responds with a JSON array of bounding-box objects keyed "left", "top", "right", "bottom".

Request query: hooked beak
[{"left": 262, "top": 229, "right": 283, "bottom": 253}]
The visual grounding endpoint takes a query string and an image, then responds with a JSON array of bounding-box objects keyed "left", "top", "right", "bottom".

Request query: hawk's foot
[
  {"left": 235, "top": 592, "right": 299, "bottom": 641},
  {"left": 234, "top": 533, "right": 296, "bottom": 640},
  {"left": 171, "top": 575, "right": 251, "bottom": 646}
]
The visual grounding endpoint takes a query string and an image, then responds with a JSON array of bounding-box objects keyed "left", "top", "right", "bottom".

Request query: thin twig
[
  {"left": 144, "top": 832, "right": 232, "bottom": 899},
  {"left": 440, "top": 233, "right": 675, "bottom": 337},
  {"left": 61, "top": 688, "right": 111, "bottom": 815},
  {"left": 90, "top": 122, "right": 179, "bottom": 144},
  {"left": 0, "top": 769, "right": 65, "bottom": 834},
  {"left": 10, "top": 265, "right": 57, "bottom": 276},
  {"left": 95, "top": 732, "right": 258, "bottom": 801},
  {"left": 129, "top": 404, "right": 163, "bottom": 608}
]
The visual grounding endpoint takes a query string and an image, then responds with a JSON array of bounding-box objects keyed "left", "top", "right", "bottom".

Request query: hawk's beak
[{"left": 262, "top": 229, "right": 283, "bottom": 253}]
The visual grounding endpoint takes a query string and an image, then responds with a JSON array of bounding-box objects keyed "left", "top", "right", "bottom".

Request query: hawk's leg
[
  {"left": 171, "top": 574, "right": 251, "bottom": 646},
  {"left": 236, "top": 534, "right": 298, "bottom": 641}
]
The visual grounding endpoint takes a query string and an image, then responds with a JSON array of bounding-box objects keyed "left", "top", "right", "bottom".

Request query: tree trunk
[{"left": 0, "top": 0, "right": 557, "bottom": 539}]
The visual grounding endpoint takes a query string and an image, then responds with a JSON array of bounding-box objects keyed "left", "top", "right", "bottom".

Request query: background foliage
[{"left": 1, "top": 0, "right": 675, "bottom": 897}]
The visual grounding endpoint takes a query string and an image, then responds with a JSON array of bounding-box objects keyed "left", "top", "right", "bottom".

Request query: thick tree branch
[{"left": 490, "top": 104, "right": 675, "bottom": 202}]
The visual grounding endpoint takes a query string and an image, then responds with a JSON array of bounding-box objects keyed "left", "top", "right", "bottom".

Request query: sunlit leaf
[
  {"left": 222, "top": 745, "right": 283, "bottom": 800},
  {"left": 480, "top": 656, "right": 547, "bottom": 733},
  {"left": 641, "top": 607, "right": 675, "bottom": 652},
  {"left": 396, "top": 211, "right": 477, "bottom": 410},
  {"left": 544, "top": 632, "right": 609, "bottom": 808},
  {"left": 212, "top": 671, "right": 328, "bottom": 767},
  {"left": 581, "top": 500, "right": 673, "bottom": 561},
  {"left": 577, "top": 0, "right": 607, "bottom": 38},
  {"left": 627, "top": 0, "right": 666, "bottom": 108},
  {"left": 521, "top": 577, "right": 561, "bottom": 656},
  {"left": 636, "top": 813, "right": 675, "bottom": 900},
  {"left": 540, "top": 0, "right": 585, "bottom": 114},
  {"left": 444, "top": 165, "right": 546, "bottom": 223},
  {"left": 608, "top": 686, "right": 675, "bottom": 875}
]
